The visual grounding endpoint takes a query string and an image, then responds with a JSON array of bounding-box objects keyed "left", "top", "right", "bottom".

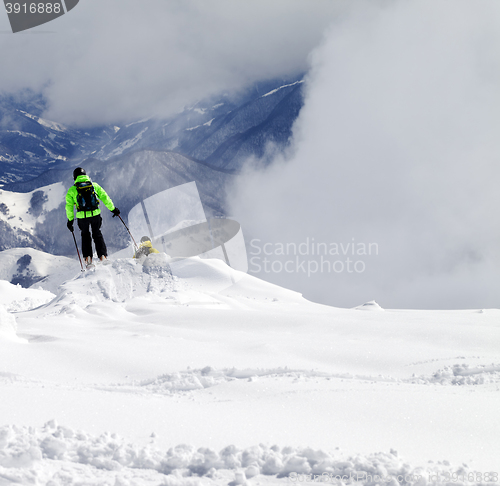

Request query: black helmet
[
  {"left": 73, "top": 167, "right": 86, "bottom": 180},
  {"left": 140, "top": 236, "right": 151, "bottom": 243}
]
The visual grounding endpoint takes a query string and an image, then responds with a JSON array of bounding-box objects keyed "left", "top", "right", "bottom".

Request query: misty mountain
[
  {"left": 95, "top": 78, "right": 304, "bottom": 171},
  {"left": 0, "top": 92, "right": 119, "bottom": 185},
  {"left": 1, "top": 76, "right": 304, "bottom": 188}
]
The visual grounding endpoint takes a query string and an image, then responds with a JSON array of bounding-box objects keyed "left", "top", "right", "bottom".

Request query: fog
[
  {"left": 2, "top": 0, "right": 499, "bottom": 309},
  {"left": 0, "top": 0, "right": 342, "bottom": 126},
  {"left": 228, "top": 1, "right": 500, "bottom": 309}
]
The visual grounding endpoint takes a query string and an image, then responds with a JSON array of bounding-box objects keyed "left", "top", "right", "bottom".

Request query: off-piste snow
[{"left": 0, "top": 248, "right": 499, "bottom": 485}]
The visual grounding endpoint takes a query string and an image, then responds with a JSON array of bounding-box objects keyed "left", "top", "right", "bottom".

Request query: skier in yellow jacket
[
  {"left": 134, "top": 236, "right": 160, "bottom": 259},
  {"left": 66, "top": 167, "right": 120, "bottom": 266}
]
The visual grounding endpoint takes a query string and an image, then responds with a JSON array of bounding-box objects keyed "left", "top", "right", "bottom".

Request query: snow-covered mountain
[
  {"left": 0, "top": 93, "right": 118, "bottom": 185},
  {"left": 0, "top": 182, "right": 65, "bottom": 252},
  {"left": 94, "top": 78, "right": 304, "bottom": 171},
  {"left": 0, "top": 76, "right": 303, "bottom": 188},
  {"left": 0, "top": 248, "right": 498, "bottom": 483},
  {"left": 0, "top": 247, "right": 79, "bottom": 290}
]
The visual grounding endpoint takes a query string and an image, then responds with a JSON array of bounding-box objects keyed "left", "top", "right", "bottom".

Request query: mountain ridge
[{"left": 0, "top": 75, "right": 304, "bottom": 187}]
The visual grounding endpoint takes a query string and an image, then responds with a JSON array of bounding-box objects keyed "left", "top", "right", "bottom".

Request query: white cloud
[
  {"left": 0, "top": 0, "right": 343, "bottom": 125},
  {"left": 228, "top": 0, "right": 500, "bottom": 309}
]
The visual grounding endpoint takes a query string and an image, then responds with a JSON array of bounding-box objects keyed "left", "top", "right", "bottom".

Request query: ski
[{"left": 95, "top": 258, "right": 111, "bottom": 266}]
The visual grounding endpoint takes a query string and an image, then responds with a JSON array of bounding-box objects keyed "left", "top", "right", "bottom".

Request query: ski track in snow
[
  {"left": 96, "top": 365, "right": 500, "bottom": 398},
  {"left": 3, "top": 362, "right": 500, "bottom": 404}
]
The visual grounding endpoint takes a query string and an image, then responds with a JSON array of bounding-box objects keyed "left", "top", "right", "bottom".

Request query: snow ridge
[
  {"left": 411, "top": 363, "right": 500, "bottom": 385},
  {"left": 0, "top": 421, "right": 483, "bottom": 486},
  {"left": 261, "top": 80, "right": 304, "bottom": 98}
]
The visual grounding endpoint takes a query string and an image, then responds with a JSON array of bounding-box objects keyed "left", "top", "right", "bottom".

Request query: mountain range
[
  {"left": 0, "top": 92, "right": 117, "bottom": 186},
  {"left": 1, "top": 75, "right": 303, "bottom": 186}
]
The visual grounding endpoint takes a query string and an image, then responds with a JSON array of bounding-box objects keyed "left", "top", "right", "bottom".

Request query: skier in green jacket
[{"left": 66, "top": 167, "right": 120, "bottom": 265}]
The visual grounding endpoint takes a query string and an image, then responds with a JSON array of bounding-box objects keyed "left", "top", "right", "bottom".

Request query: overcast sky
[
  {"left": 228, "top": 0, "right": 500, "bottom": 309},
  {"left": 0, "top": 0, "right": 343, "bottom": 125}
]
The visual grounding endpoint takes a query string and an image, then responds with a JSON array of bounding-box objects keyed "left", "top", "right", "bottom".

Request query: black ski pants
[{"left": 77, "top": 214, "right": 107, "bottom": 259}]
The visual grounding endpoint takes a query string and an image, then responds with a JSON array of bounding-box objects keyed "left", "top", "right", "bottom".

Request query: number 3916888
[{"left": 5, "top": 2, "right": 61, "bottom": 14}]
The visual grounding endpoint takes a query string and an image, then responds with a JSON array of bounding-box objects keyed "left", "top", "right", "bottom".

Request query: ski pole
[
  {"left": 71, "top": 230, "right": 85, "bottom": 272},
  {"left": 118, "top": 214, "right": 139, "bottom": 251}
]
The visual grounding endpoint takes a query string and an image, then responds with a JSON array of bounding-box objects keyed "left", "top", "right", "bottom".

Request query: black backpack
[{"left": 75, "top": 181, "right": 99, "bottom": 213}]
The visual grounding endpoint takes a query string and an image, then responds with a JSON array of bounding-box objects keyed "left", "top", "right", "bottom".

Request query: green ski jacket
[{"left": 65, "top": 175, "right": 116, "bottom": 221}]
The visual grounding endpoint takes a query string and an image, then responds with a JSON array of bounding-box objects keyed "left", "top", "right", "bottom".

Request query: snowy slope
[
  {"left": 0, "top": 182, "right": 68, "bottom": 254},
  {"left": 0, "top": 183, "right": 65, "bottom": 233},
  {"left": 0, "top": 249, "right": 498, "bottom": 484},
  {"left": 0, "top": 247, "right": 79, "bottom": 291}
]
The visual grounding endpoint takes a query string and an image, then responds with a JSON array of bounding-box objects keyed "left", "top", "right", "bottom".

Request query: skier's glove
[
  {"left": 67, "top": 220, "right": 74, "bottom": 232},
  {"left": 112, "top": 208, "right": 120, "bottom": 218}
]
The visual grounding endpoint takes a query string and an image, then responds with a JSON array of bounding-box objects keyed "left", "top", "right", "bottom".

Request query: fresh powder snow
[{"left": 0, "top": 250, "right": 498, "bottom": 484}]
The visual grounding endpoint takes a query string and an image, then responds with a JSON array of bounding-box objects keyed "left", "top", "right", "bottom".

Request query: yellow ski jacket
[{"left": 134, "top": 240, "right": 160, "bottom": 258}]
